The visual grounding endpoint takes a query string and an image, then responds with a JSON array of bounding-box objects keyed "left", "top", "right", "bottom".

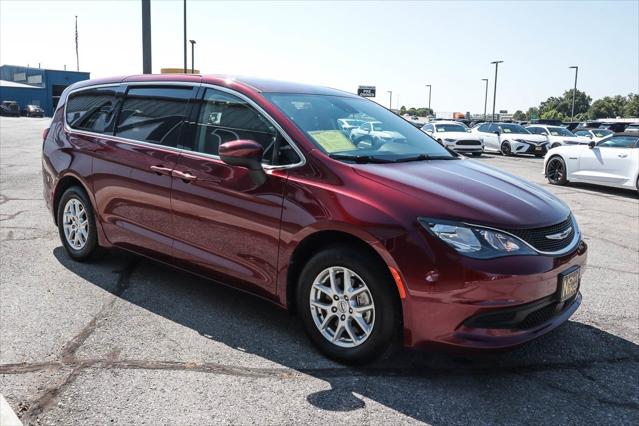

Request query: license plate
[
  {"left": 558, "top": 267, "right": 580, "bottom": 301},
  {"left": 535, "top": 146, "right": 543, "bottom": 151}
]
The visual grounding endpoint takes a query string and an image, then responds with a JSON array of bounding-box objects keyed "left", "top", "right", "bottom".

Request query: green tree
[
  {"left": 540, "top": 110, "right": 566, "bottom": 121},
  {"left": 512, "top": 110, "right": 526, "bottom": 121},
  {"left": 525, "top": 107, "right": 540, "bottom": 120},
  {"left": 400, "top": 105, "right": 407, "bottom": 115},
  {"left": 588, "top": 95, "right": 627, "bottom": 119},
  {"left": 539, "top": 89, "right": 591, "bottom": 119},
  {"left": 623, "top": 93, "right": 639, "bottom": 118}
]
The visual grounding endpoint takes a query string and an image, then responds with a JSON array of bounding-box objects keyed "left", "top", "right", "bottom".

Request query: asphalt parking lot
[{"left": 1, "top": 116, "right": 638, "bottom": 425}]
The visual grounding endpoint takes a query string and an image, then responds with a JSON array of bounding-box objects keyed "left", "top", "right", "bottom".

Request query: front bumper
[
  {"left": 401, "top": 240, "right": 588, "bottom": 350},
  {"left": 511, "top": 141, "right": 548, "bottom": 156}
]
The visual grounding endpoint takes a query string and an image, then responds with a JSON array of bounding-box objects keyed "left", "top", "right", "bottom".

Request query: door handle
[
  {"left": 618, "top": 154, "right": 628, "bottom": 158},
  {"left": 150, "top": 165, "right": 173, "bottom": 175},
  {"left": 172, "top": 169, "right": 197, "bottom": 182}
]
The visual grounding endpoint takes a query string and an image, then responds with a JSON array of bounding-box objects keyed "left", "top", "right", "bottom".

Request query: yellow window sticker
[{"left": 308, "top": 130, "right": 356, "bottom": 153}]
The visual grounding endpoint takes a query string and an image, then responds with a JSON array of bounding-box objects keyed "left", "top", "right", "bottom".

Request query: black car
[
  {"left": 0, "top": 101, "right": 20, "bottom": 117},
  {"left": 21, "top": 104, "right": 45, "bottom": 117}
]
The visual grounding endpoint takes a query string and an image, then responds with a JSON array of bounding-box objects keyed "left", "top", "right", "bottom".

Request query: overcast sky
[{"left": 1, "top": 0, "right": 637, "bottom": 113}]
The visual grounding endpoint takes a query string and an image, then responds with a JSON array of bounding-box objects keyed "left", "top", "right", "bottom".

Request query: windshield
[
  {"left": 548, "top": 126, "right": 575, "bottom": 137},
  {"left": 499, "top": 124, "right": 530, "bottom": 134},
  {"left": 264, "top": 93, "right": 455, "bottom": 162},
  {"left": 593, "top": 129, "right": 613, "bottom": 138},
  {"left": 435, "top": 124, "right": 467, "bottom": 132}
]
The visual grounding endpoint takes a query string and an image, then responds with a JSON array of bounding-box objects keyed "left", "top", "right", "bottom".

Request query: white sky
[{"left": 1, "top": 0, "right": 638, "bottom": 113}]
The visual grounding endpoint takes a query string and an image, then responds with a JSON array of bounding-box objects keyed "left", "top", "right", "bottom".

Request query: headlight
[
  {"left": 514, "top": 138, "right": 525, "bottom": 143},
  {"left": 418, "top": 218, "right": 537, "bottom": 258}
]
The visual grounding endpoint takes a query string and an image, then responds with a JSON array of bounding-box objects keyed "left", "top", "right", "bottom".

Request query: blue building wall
[{"left": 0, "top": 65, "right": 90, "bottom": 116}]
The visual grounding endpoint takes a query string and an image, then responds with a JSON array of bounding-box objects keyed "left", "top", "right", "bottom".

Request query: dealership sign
[{"left": 357, "top": 86, "right": 376, "bottom": 97}]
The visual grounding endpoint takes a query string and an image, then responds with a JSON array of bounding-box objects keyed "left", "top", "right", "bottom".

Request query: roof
[
  {"left": 0, "top": 79, "right": 44, "bottom": 89},
  {"left": 67, "top": 74, "right": 358, "bottom": 97}
]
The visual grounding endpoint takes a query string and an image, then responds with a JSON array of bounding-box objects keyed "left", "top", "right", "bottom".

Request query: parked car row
[
  {"left": 42, "top": 74, "right": 589, "bottom": 364},
  {"left": 0, "top": 100, "right": 45, "bottom": 117}
]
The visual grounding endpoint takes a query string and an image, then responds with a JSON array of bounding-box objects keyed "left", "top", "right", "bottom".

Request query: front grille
[
  {"left": 504, "top": 216, "right": 575, "bottom": 253},
  {"left": 457, "top": 140, "right": 481, "bottom": 146}
]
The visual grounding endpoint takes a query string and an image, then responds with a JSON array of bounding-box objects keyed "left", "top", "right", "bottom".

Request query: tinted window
[
  {"left": 498, "top": 123, "right": 530, "bottom": 134},
  {"left": 66, "top": 86, "right": 118, "bottom": 134},
  {"left": 527, "top": 127, "right": 545, "bottom": 135},
  {"left": 478, "top": 123, "right": 491, "bottom": 132},
  {"left": 115, "top": 86, "right": 192, "bottom": 146},
  {"left": 435, "top": 124, "right": 467, "bottom": 132},
  {"left": 192, "top": 88, "right": 299, "bottom": 165},
  {"left": 592, "top": 129, "right": 613, "bottom": 138},
  {"left": 575, "top": 130, "right": 590, "bottom": 137},
  {"left": 598, "top": 136, "right": 638, "bottom": 148}
]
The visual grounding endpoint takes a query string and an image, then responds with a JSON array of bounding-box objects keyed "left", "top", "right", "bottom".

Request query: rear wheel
[
  {"left": 546, "top": 156, "right": 568, "bottom": 185},
  {"left": 470, "top": 152, "right": 482, "bottom": 157},
  {"left": 501, "top": 141, "right": 512, "bottom": 156},
  {"left": 57, "top": 186, "right": 101, "bottom": 261},
  {"left": 297, "top": 246, "right": 400, "bottom": 364}
]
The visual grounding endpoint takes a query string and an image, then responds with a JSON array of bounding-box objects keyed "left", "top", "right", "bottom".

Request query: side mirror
[
  {"left": 494, "top": 130, "right": 500, "bottom": 135},
  {"left": 588, "top": 141, "right": 596, "bottom": 149},
  {"left": 425, "top": 129, "right": 433, "bottom": 134},
  {"left": 219, "top": 140, "right": 266, "bottom": 185}
]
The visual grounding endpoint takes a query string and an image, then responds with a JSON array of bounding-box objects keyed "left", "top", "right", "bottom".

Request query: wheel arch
[{"left": 285, "top": 229, "right": 404, "bottom": 324}]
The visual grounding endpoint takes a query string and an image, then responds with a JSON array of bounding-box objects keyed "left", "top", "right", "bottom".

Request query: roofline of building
[{"left": 0, "top": 64, "right": 90, "bottom": 74}]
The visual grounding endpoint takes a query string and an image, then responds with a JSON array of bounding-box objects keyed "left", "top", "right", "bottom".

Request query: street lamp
[
  {"left": 490, "top": 60, "right": 503, "bottom": 122},
  {"left": 569, "top": 66, "right": 579, "bottom": 121},
  {"left": 426, "top": 84, "right": 432, "bottom": 113},
  {"left": 189, "top": 40, "right": 196, "bottom": 73},
  {"left": 387, "top": 90, "right": 392, "bottom": 110},
  {"left": 481, "top": 78, "right": 488, "bottom": 121},
  {"left": 183, "top": 0, "right": 187, "bottom": 73}
]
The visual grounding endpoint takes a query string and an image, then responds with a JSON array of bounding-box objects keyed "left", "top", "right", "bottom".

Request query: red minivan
[{"left": 42, "top": 75, "right": 587, "bottom": 363}]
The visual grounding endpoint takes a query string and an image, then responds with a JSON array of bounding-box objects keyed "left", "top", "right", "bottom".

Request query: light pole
[
  {"left": 426, "top": 84, "right": 432, "bottom": 114},
  {"left": 142, "top": 0, "right": 152, "bottom": 74},
  {"left": 481, "top": 78, "right": 488, "bottom": 120},
  {"left": 183, "top": 0, "right": 187, "bottom": 73},
  {"left": 569, "top": 66, "right": 578, "bottom": 121},
  {"left": 189, "top": 40, "right": 196, "bottom": 73},
  {"left": 490, "top": 60, "right": 503, "bottom": 121},
  {"left": 387, "top": 90, "right": 392, "bottom": 110}
]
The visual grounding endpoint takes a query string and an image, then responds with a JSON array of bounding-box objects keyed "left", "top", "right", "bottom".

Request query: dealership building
[{"left": 0, "top": 65, "right": 90, "bottom": 116}]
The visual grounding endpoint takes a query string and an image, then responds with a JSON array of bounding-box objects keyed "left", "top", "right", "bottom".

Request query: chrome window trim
[
  {"left": 461, "top": 215, "right": 581, "bottom": 256},
  {"left": 62, "top": 80, "right": 306, "bottom": 170}
]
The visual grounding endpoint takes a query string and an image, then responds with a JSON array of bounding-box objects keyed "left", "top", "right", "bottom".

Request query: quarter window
[
  {"left": 115, "top": 86, "right": 193, "bottom": 146},
  {"left": 597, "top": 136, "right": 638, "bottom": 148},
  {"left": 191, "top": 88, "right": 299, "bottom": 165},
  {"left": 66, "top": 86, "right": 118, "bottom": 134}
]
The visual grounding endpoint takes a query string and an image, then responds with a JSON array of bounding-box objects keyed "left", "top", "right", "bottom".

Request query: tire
[
  {"left": 501, "top": 141, "right": 513, "bottom": 156},
  {"left": 470, "top": 152, "right": 482, "bottom": 157},
  {"left": 546, "top": 156, "right": 568, "bottom": 186},
  {"left": 57, "top": 186, "right": 101, "bottom": 261},
  {"left": 297, "top": 246, "right": 401, "bottom": 364}
]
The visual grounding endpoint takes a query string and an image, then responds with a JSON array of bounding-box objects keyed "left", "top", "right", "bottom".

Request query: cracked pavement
[{"left": 1, "top": 117, "right": 638, "bottom": 425}]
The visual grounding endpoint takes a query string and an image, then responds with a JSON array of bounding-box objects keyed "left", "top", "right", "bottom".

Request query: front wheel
[
  {"left": 501, "top": 141, "right": 513, "bottom": 156},
  {"left": 470, "top": 152, "right": 482, "bottom": 157},
  {"left": 57, "top": 186, "right": 101, "bottom": 261},
  {"left": 546, "top": 156, "right": 568, "bottom": 185},
  {"left": 297, "top": 246, "right": 400, "bottom": 364}
]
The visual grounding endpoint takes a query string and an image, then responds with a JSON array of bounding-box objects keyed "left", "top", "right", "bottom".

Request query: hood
[
  {"left": 506, "top": 133, "right": 548, "bottom": 143},
  {"left": 353, "top": 158, "right": 570, "bottom": 228},
  {"left": 438, "top": 131, "right": 480, "bottom": 140},
  {"left": 549, "top": 135, "right": 590, "bottom": 144},
  {"left": 374, "top": 130, "right": 404, "bottom": 139}
]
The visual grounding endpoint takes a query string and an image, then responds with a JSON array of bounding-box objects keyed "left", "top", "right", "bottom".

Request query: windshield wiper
[
  {"left": 328, "top": 153, "right": 395, "bottom": 163},
  {"left": 393, "top": 154, "right": 458, "bottom": 162}
]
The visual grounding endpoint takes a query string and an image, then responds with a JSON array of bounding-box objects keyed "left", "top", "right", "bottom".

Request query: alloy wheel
[
  {"left": 309, "top": 266, "right": 375, "bottom": 348},
  {"left": 547, "top": 158, "right": 565, "bottom": 184},
  {"left": 62, "top": 198, "right": 89, "bottom": 250},
  {"left": 501, "top": 141, "right": 512, "bottom": 156}
]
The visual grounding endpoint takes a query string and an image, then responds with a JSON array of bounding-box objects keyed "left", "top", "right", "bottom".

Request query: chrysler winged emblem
[{"left": 546, "top": 226, "right": 573, "bottom": 240}]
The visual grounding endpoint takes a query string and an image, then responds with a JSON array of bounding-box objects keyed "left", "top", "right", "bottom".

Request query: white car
[
  {"left": 337, "top": 118, "right": 366, "bottom": 136},
  {"left": 526, "top": 125, "right": 590, "bottom": 149},
  {"left": 421, "top": 121, "right": 484, "bottom": 156},
  {"left": 573, "top": 128, "right": 614, "bottom": 143},
  {"left": 544, "top": 133, "right": 639, "bottom": 193},
  {"left": 350, "top": 121, "right": 406, "bottom": 149},
  {"left": 471, "top": 122, "right": 549, "bottom": 157}
]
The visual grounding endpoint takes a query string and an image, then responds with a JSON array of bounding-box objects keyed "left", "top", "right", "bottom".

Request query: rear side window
[
  {"left": 598, "top": 136, "right": 638, "bottom": 148},
  {"left": 190, "top": 88, "right": 299, "bottom": 165},
  {"left": 115, "top": 86, "right": 192, "bottom": 146},
  {"left": 478, "top": 123, "right": 491, "bottom": 132},
  {"left": 66, "top": 86, "right": 118, "bottom": 133}
]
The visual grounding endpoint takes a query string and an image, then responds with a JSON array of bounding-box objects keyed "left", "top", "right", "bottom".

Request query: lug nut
[
  {"left": 349, "top": 308, "right": 353, "bottom": 313},
  {"left": 344, "top": 295, "right": 348, "bottom": 300},
  {"left": 331, "top": 307, "right": 337, "bottom": 313},
  {"left": 340, "top": 315, "right": 346, "bottom": 320},
  {"left": 333, "top": 295, "right": 339, "bottom": 300}
]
